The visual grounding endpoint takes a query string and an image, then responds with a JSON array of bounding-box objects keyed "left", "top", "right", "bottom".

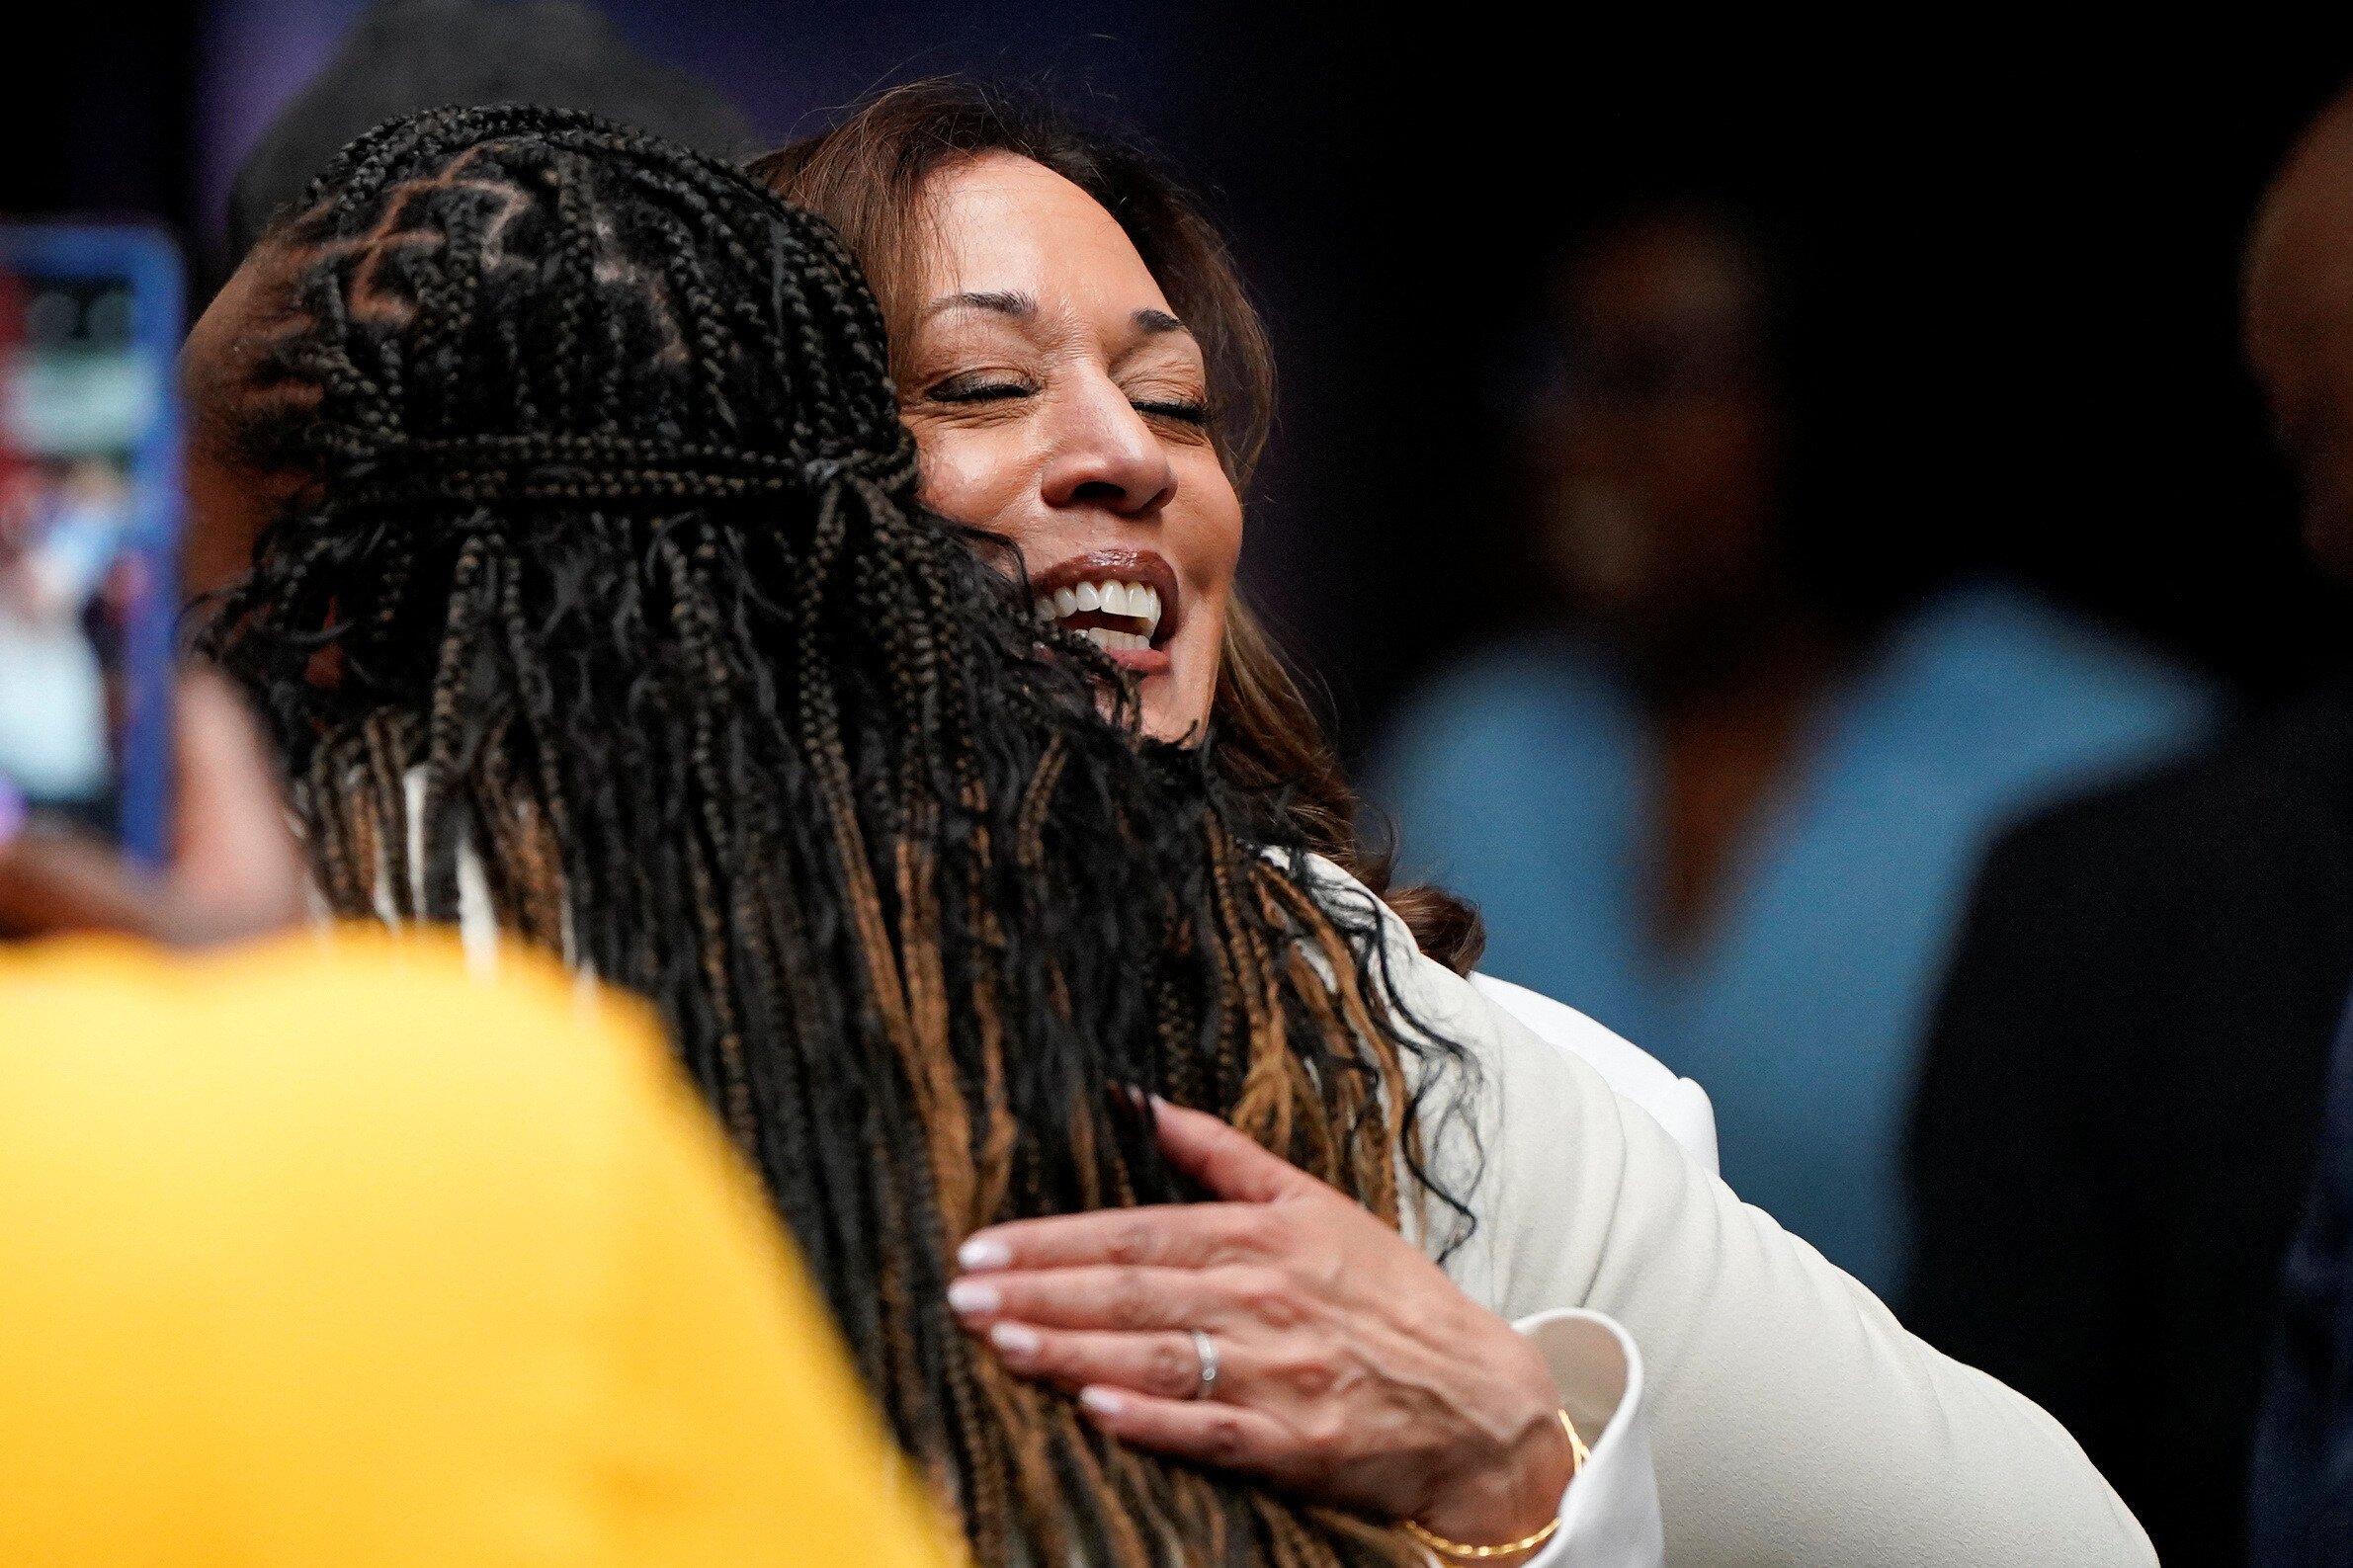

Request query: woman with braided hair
[
  {"left": 751, "top": 79, "right": 2159, "bottom": 1568},
  {"left": 182, "top": 105, "right": 1655, "bottom": 1567}
]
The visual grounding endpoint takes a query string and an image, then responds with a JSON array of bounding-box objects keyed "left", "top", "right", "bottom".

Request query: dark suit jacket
[
  {"left": 2251, "top": 999, "right": 2353, "bottom": 1568},
  {"left": 1906, "top": 688, "right": 2353, "bottom": 1568}
]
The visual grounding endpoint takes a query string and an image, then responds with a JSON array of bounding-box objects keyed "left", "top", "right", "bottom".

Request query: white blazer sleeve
[
  {"left": 1513, "top": 1309, "right": 1664, "bottom": 1568},
  {"left": 1305, "top": 859, "right": 2153, "bottom": 1568}
]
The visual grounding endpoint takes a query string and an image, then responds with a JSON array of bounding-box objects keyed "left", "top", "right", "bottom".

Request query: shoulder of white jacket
[
  {"left": 1468, "top": 974, "right": 1722, "bottom": 1177},
  {"left": 1468, "top": 975, "right": 1665, "bottom": 1085}
]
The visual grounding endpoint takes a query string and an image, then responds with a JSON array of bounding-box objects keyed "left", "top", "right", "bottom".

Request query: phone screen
[{"left": 0, "top": 226, "right": 183, "bottom": 864}]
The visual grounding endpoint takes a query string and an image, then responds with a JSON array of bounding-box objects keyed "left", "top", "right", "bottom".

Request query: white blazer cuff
[{"left": 1507, "top": 1308, "right": 1664, "bottom": 1568}]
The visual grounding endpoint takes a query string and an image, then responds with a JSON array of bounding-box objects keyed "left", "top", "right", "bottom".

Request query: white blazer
[
  {"left": 1461, "top": 979, "right": 1704, "bottom": 1565},
  {"left": 1469, "top": 973, "right": 1719, "bottom": 1176},
  {"left": 1310, "top": 855, "right": 2152, "bottom": 1568}
]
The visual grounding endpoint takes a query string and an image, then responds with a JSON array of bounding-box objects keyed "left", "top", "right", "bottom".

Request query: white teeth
[{"left": 1038, "top": 578, "right": 1164, "bottom": 643}]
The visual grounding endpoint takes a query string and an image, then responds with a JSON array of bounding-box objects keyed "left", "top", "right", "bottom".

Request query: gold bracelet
[{"left": 1398, "top": 1410, "right": 1588, "bottom": 1561}]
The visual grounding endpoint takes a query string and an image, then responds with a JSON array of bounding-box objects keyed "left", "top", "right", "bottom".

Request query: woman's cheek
[
  {"left": 1138, "top": 567, "right": 1223, "bottom": 743},
  {"left": 909, "top": 423, "right": 1018, "bottom": 532},
  {"left": 1172, "top": 462, "right": 1243, "bottom": 740},
  {"left": 1179, "top": 605, "right": 1228, "bottom": 739}
]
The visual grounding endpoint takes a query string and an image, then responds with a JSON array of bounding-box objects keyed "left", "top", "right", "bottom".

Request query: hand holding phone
[
  {"left": 0, "top": 670, "right": 303, "bottom": 946},
  {"left": 0, "top": 224, "right": 302, "bottom": 946}
]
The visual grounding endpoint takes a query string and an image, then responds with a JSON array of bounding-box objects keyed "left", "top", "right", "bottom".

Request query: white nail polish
[
  {"left": 1079, "top": 1386, "right": 1126, "bottom": 1417},
  {"left": 989, "top": 1321, "right": 1041, "bottom": 1356},
  {"left": 959, "top": 1236, "right": 1011, "bottom": 1271},
  {"left": 947, "top": 1279, "right": 999, "bottom": 1314}
]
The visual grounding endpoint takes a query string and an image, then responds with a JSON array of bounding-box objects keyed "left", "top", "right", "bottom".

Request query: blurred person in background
[
  {"left": 759, "top": 79, "right": 2154, "bottom": 1566},
  {"left": 1912, "top": 75, "right": 2353, "bottom": 1568},
  {"left": 2255, "top": 1010, "right": 2353, "bottom": 1568},
  {"left": 0, "top": 675, "right": 953, "bottom": 1568},
  {"left": 186, "top": 0, "right": 756, "bottom": 595},
  {"left": 1372, "top": 203, "right": 2215, "bottom": 1296},
  {"left": 222, "top": 0, "right": 753, "bottom": 248}
]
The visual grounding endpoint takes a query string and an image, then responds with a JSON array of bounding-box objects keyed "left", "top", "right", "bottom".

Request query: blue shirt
[{"left": 1372, "top": 583, "right": 2214, "bottom": 1293}]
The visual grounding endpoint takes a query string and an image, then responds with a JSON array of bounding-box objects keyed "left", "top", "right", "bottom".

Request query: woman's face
[{"left": 899, "top": 152, "right": 1241, "bottom": 742}]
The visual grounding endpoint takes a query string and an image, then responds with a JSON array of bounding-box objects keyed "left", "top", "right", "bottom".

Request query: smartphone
[{"left": 0, "top": 224, "right": 183, "bottom": 865}]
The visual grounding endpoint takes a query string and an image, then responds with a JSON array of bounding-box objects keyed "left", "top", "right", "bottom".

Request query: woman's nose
[{"left": 1039, "top": 388, "right": 1177, "bottom": 518}]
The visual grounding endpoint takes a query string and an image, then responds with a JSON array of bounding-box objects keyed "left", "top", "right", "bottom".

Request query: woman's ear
[{"left": 180, "top": 244, "right": 315, "bottom": 602}]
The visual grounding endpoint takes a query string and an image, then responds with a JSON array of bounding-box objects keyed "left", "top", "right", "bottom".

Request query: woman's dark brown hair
[{"left": 751, "top": 77, "right": 1484, "bottom": 973}]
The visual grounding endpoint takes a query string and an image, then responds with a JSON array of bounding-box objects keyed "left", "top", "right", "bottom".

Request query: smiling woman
[
  {"left": 758, "top": 77, "right": 2158, "bottom": 1568},
  {"left": 749, "top": 90, "right": 1487, "bottom": 975},
  {"left": 896, "top": 154, "right": 1235, "bottom": 734}
]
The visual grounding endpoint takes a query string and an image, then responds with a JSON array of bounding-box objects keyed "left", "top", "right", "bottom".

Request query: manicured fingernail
[
  {"left": 988, "top": 1321, "right": 1041, "bottom": 1357},
  {"left": 947, "top": 1279, "right": 999, "bottom": 1315},
  {"left": 1079, "top": 1386, "right": 1126, "bottom": 1417},
  {"left": 958, "top": 1236, "right": 1011, "bottom": 1271}
]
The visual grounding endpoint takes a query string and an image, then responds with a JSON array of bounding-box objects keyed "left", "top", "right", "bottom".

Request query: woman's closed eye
[
  {"left": 916, "top": 365, "right": 1211, "bottom": 435},
  {"left": 1131, "top": 396, "right": 1211, "bottom": 428},
  {"left": 921, "top": 371, "right": 1039, "bottom": 405}
]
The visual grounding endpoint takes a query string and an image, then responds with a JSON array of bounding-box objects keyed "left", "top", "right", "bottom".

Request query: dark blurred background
[
  {"left": 10, "top": 4, "right": 2353, "bottom": 754},
  {"left": 20, "top": 11, "right": 2353, "bottom": 1563}
]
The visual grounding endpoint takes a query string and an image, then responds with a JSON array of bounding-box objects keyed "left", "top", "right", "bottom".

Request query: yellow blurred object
[{"left": 0, "top": 926, "right": 957, "bottom": 1568}]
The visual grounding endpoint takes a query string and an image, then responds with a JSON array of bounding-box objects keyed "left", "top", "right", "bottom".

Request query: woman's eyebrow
[
  {"left": 925, "top": 289, "right": 1034, "bottom": 319},
  {"left": 1134, "top": 307, "right": 1189, "bottom": 336}
]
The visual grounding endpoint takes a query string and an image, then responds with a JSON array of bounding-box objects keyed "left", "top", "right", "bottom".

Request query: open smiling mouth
[
  {"left": 1034, "top": 577, "right": 1162, "bottom": 650},
  {"left": 1029, "top": 550, "right": 1179, "bottom": 670}
]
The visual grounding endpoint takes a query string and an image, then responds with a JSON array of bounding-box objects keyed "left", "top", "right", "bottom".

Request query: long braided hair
[{"left": 201, "top": 106, "right": 1468, "bottom": 1567}]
